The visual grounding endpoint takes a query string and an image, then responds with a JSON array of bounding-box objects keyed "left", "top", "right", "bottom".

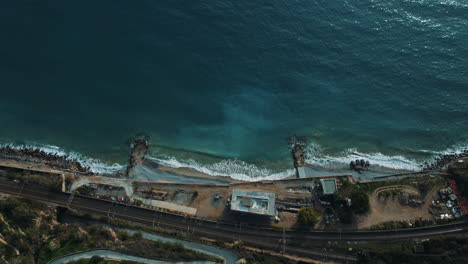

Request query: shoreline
[
  {"left": 0, "top": 143, "right": 467, "bottom": 184},
  {"left": 146, "top": 160, "right": 244, "bottom": 184}
]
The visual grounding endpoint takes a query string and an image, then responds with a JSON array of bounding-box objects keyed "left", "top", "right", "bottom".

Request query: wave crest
[
  {"left": 0, "top": 143, "right": 124, "bottom": 174},
  {"left": 304, "top": 143, "right": 421, "bottom": 172},
  {"left": 147, "top": 156, "right": 295, "bottom": 181}
]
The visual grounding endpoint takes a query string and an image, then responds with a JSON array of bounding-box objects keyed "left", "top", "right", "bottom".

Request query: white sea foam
[
  {"left": 304, "top": 143, "right": 421, "bottom": 172},
  {"left": 148, "top": 142, "right": 468, "bottom": 180},
  {"left": 418, "top": 142, "right": 468, "bottom": 164},
  {"left": 0, "top": 143, "right": 124, "bottom": 174},
  {"left": 3, "top": 141, "right": 467, "bottom": 180},
  {"left": 147, "top": 156, "right": 295, "bottom": 182}
]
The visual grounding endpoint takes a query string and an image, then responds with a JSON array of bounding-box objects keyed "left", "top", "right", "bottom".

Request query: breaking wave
[
  {"left": 2, "top": 141, "right": 467, "bottom": 181},
  {"left": 147, "top": 156, "right": 295, "bottom": 181},
  {"left": 304, "top": 142, "right": 468, "bottom": 173},
  {"left": 304, "top": 143, "right": 422, "bottom": 172},
  {"left": 0, "top": 143, "right": 125, "bottom": 174}
]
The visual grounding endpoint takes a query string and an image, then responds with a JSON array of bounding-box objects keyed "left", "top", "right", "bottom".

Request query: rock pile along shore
[
  {"left": 423, "top": 149, "right": 468, "bottom": 170},
  {"left": 0, "top": 146, "right": 91, "bottom": 174}
]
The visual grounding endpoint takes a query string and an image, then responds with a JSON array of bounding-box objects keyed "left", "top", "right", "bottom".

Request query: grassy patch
[
  {"left": 343, "top": 241, "right": 413, "bottom": 254},
  {"left": 38, "top": 240, "right": 87, "bottom": 264}
]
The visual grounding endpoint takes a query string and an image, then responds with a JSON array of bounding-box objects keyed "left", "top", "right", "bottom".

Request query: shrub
[
  {"left": 351, "top": 188, "right": 370, "bottom": 214},
  {"left": 118, "top": 230, "right": 130, "bottom": 241},
  {"left": 297, "top": 207, "right": 320, "bottom": 226}
]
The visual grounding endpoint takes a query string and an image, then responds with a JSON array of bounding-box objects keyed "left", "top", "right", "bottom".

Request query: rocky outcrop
[
  {"left": 292, "top": 143, "right": 305, "bottom": 168},
  {"left": 350, "top": 159, "right": 370, "bottom": 172},
  {"left": 0, "top": 146, "right": 91, "bottom": 174},
  {"left": 423, "top": 150, "right": 468, "bottom": 171}
]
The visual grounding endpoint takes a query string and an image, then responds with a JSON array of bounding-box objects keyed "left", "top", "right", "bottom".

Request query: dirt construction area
[{"left": 358, "top": 184, "right": 439, "bottom": 229}]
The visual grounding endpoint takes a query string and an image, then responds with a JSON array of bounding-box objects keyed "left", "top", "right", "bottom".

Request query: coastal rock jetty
[
  {"left": 290, "top": 137, "right": 306, "bottom": 178},
  {"left": 126, "top": 137, "right": 149, "bottom": 177},
  {"left": 0, "top": 146, "right": 91, "bottom": 174},
  {"left": 291, "top": 142, "right": 305, "bottom": 168}
]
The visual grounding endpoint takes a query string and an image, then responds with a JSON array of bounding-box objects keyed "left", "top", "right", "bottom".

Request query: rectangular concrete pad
[{"left": 320, "top": 179, "right": 337, "bottom": 195}]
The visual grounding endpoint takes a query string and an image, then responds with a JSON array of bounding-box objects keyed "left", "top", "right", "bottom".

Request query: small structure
[
  {"left": 449, "top": 194, "right": 457, "bottom": 201},
  {"left": 230, "top": 190, "right": 276, "bottom": 216},
  {"left": 320, "top": 179, "right": 337, "bottom": 195},
  {"left": 297, "top": 166, "right": 308, "bottom": 178}
]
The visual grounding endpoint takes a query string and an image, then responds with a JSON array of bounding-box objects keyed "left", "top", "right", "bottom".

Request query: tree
[
  {"left": 350, "top": 188, "right": 370, "bottom": 214},
  {"left": 118, "top": 230, "right": 130, "bottom": 241},
  {"left": 297, "top": 207, "right": 320, "bottom": 226}
]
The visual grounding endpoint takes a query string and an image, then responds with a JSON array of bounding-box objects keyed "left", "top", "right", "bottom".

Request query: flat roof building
[
  {"left": 230, "top": 190, "right": 276, "bottom": 216},
  {"left": 320, "top": 179, "right": 337, "bottom": 195}
]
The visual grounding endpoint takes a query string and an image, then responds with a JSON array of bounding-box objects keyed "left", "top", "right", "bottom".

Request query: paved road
[{"left": 1, "top": 177, "right": 467, "bottom": 262}]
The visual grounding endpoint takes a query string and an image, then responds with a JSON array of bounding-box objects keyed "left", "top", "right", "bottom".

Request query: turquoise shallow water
[{"left": 0, "top": 1, "right": 467, "bottom": 179}]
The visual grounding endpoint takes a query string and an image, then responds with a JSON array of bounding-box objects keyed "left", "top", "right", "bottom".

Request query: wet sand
[{"left": 144, "top": 159, "right": 243, "bottom": 184}]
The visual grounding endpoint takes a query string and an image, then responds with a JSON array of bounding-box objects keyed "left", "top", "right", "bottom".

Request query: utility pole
[
  {"left": 67, "top": 193, "right": 75, "bottom": 209},
  {"left": 112, "top": 202, "right": 119, "bottom": 218},
  {"left": 157, "top": 211, "right": 162, "bottom": 227},
  {"left": 18, "top": 181, "right": 26, "bottom": 195},
  {"left": 239, "top": 222, "right": 242, "bottom": 241},
  {"left": 192, "top": 219, "right": 196, "bottom": 234},
  {"left": 282, "top": 227, "right": 286, "bottom": 255}
]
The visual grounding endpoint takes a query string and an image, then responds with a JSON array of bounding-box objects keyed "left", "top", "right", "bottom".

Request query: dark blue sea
[{"left": 0, "top": 0, "right": 467, "bottom": 179}]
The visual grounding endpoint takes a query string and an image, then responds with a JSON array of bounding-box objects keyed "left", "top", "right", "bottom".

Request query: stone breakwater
[
  {"left": 423, "top": 149, "right": 468, "bottom": 171},
  {"left": 0, "top": 146, "right": 92, "bottom": 174}
]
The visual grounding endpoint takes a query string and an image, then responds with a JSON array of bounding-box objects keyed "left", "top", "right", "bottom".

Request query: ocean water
[{"left": 0, "top": 1, "right": 467, "bottom": 179}]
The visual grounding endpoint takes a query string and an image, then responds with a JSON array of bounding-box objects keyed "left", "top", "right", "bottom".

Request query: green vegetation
[
  {"left": 342, "top": 241, "right": 413, "bottom": 254},
  {"left": 75, "top": 185, "right": 91, "bottom": 196},
  {"left": 332, "top": 182, "right": 369, "bottom": 223},
  {"left": 449, "top": 159, "right": 468, "bottom": 198},
  {"left": 71, "top": 212, "right": 191, "bottom": 241},
  {"left": 65, "top": 256, "right": 142, "bottom": 264},
  {"left": 230, "top": 243, "right": 294, "bottom": 264},
  {"left": 350, "top": 188, "right": 370, "bottom": 215},
  {"left": 69, "top": 209, "right": 293, "bottom": 264},
  {"left": 359, "top": 237, "right": 468, "bottom": 264},
  {"left": 0, "top": 197, "right": 221, "bottom": 264},
  {"left": 240, "top": 251, "right": 294, "bottom": 264},
  {"left": 4, "top": 168, "right": 62, "bottom": 191},
  {"left": 133, "top": 199, "right": 143, "bottom": 206},
  {"left": 297, "top": 207, "right": 320, "bottom": 226},
  {"left": 359, "top": 176, "right": 446, "bottom": 195},
  {"left": 336, "top": 207, "right": 353, "bottom": 224},
  {"left": 368, "top": 218, "right": 459, "bottom": 231},
  {"left": 377, "top": 188, "right": 402, "bottom": 199},
  {"left": 132, "top": 181, "right": 139, "bottom": 189}
]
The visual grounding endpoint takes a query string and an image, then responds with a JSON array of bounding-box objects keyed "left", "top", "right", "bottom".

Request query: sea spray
[
  {"left": 304, "top": 143, "right": 421, "bottom": 172},
  {"left": 0, "top": 143, "right": 125, "bottom": 175},
  {"left": 147, "top": 156, "right": 295, "bottom": 181},
  {"left": 2, "top": 141, "right": 467, "bottom": 181}
]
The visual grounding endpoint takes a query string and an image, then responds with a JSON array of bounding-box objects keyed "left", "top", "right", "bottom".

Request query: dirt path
[{"left": 358, "top": 185, "right": 435, "bottom": 229}]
